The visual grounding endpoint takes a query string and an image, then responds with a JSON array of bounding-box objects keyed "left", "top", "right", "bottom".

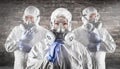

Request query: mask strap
[{"left": 82, "top": 14, "right": 89, "bottom": 22}]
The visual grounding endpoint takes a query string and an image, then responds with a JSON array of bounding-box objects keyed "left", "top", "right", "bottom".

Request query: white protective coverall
[
  {"left": 72, "top": 7, "right": 116, "bottom": 69},
  {"left": 26, "top": 31, "right": 92, "bottom": 69},
  {"left": 26, "top": 8, "right": 92, "bottom": 69},
  {"left": 5, "top": 6, "right": 48, "bottom": 69}
]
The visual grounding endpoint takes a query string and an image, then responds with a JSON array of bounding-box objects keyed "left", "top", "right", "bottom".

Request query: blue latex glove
[
  {"left": 46, "top": 40, "right": 63, "bottom": 63},
  {"left": 88, "top": 31, "right": 101, "bottom": 52},
  {"left": 20, "top": 29, "right": 34, "bottom": 42},
  {"left": 89, "top": 31, "right": 101, "bottom": 43},
  {"left": 88, "top": 43, "right": 101, "bottom": 52},
  {"left": 18, "top": 41, "right": 32, "bottom": 53}
]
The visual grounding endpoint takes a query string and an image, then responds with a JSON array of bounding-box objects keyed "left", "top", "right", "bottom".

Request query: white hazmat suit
[
  {"left": 26, "top": 8, "right": 92, "bottom": 69},
  {"left": 5, "top": 6, "right": 48, "bottom": 69},
  {"left": 73, "top": 7, "right": 116, "bottom": 69}
]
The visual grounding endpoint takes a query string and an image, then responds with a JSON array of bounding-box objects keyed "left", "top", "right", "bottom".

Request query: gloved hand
[
  {"left": 89, "top": 31, "right": 101, "bottom": 43},
  {"left": 18, "top": 40, "right": 32, "bottom": 53},
  {"left": 88, "top": 31, "right": 101, "bottom": 52},
  {"left": 88, "top": 43, "right": 101, "bottom": 52},
  {"left": 46, "top": 40, "right": 63, "bottom": 63},
  {"left": 20, "top": 29, "right": 34, "bottom": 42}
]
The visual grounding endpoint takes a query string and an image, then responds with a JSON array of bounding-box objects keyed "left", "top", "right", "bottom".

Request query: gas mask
[
  {"left": 50, "top": 8, "right": 72, "bottom": 42},
  {"left": 83, "top": 14, "right": 101, "bottom": 31},
  {"left": 91, "top": 22, "right": 101, "bottom": 28},
  {"left": 52, "top": 30, "right": 68, "bottom": 41},
  {"left": 89, "top": 13, "right": 100, "bottom": 28},
  {"left": 52, "top": 23, "right": 69, "bottom": 41},
  {"left": 82, "top": 7, "right": 101, "bottom": 31},
  {"left": 22, "top": 6, "right": 40, "bottom": 30},
  {"left": 23, "top": 18, "right": 35, "bottom": 30}
]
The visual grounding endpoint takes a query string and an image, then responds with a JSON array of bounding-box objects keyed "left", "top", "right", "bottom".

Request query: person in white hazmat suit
[
  {"left": 5, "top": 6, "right": 48, "bottom": 69},
  {"left": 72, "top": 7, "right": 116, "bottom": 69},
  {"left": 26, "top": 8, "right": 92, "bottom": 69}
]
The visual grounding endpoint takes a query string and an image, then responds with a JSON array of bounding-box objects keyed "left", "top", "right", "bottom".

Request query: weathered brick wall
[{"left": 0, "top": 0, "right": 120, "bottom": 68}]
